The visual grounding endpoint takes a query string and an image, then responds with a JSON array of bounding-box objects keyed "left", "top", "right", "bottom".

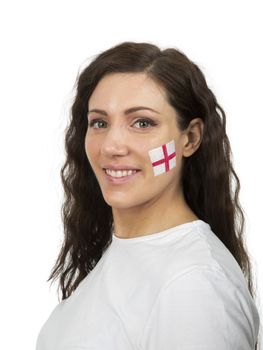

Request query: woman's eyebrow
[{"left": 87, "top": 106, "right": 160, "bottom": 116}]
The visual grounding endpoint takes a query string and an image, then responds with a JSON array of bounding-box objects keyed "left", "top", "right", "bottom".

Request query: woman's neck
[{"left": 112, "top": 189, "right": 198, "bottom": 239}]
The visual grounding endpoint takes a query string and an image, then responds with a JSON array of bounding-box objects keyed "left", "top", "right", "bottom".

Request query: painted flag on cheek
[{"left": 148, "top": 139, "right": 176, "bottom": 176}]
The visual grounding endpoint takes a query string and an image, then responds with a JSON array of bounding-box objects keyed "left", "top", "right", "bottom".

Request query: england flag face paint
[{"left": 148, "top": 139, "right": 176, "bottom": 176}]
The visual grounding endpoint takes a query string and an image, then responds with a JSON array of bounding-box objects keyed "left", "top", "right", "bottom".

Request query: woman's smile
[{"left": 103, "top": 168, "right": 142, "bottom": 184}]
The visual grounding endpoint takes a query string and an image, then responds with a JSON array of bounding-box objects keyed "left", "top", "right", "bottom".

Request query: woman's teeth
[{"left": 105, "top": 169, "right": 138, "bottom": 177}]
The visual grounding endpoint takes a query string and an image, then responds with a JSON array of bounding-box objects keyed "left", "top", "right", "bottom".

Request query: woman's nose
[{"left": 100, "top": 126, "right": 129, "bottom": 157}]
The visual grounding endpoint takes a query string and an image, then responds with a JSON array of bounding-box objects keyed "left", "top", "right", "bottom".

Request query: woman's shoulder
[
  {"left": 166, "top": 219, "right": 248, "bottom": 289},
  {"left": 140, "top": 219, "right": 260, "bottom": 349}
]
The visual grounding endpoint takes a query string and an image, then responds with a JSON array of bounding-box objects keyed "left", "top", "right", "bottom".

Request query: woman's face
[{"left": 85, "top": 72, "right": 187, "bottom": 209}]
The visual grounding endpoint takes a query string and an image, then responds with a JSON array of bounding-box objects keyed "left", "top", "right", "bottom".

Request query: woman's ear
[{"left": 182, "top": 118, "right": 204, "bottom": 157}]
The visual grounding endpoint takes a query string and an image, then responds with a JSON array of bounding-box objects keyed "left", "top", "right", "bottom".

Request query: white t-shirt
[{"left": 35, "top": 220, "right": 260, "bottom": 350}]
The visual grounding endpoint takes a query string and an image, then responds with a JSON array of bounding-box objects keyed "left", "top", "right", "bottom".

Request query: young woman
[{"left": 36, "top": 41, "right": 260, "bottom": 349}]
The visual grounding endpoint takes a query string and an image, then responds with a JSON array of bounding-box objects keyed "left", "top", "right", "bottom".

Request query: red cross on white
[{"left": 148, "top": 140, "right": 176, "bottom": 176}]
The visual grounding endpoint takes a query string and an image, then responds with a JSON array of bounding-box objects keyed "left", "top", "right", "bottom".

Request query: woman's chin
[{"left": 102, "top": 193, "right": 138, "bottom": 210}]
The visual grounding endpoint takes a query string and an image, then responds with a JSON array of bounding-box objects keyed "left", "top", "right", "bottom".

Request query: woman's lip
[
  {"left": 103, "top": 168, "right": 140, "bottom": 171},
  {"left": 103, "top": 169, "right": 141, "bottom": 184}
]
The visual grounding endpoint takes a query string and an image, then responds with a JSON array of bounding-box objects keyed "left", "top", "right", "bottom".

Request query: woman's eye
[
  {"left": 88, "top": 118, "right": 157, "bottom": 129},
  {"left": 133, "top": 118, "right": 157, "bottom": 129},
  {"left": 88, "top": 119, "right": 107, "bottom": 129}
]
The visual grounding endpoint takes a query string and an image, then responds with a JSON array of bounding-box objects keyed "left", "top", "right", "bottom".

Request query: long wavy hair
[{"left": 47, "top": 41, "right": 259, "bottom": 348}]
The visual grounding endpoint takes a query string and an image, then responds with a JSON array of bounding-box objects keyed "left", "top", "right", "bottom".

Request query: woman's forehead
[{"left": 88, "top": 73, "right": 172, "bottom": 117}]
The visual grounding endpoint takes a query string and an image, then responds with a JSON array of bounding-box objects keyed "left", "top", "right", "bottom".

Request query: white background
[{"left": 0, "top": 0, "right": 262, "bottom": 348}]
